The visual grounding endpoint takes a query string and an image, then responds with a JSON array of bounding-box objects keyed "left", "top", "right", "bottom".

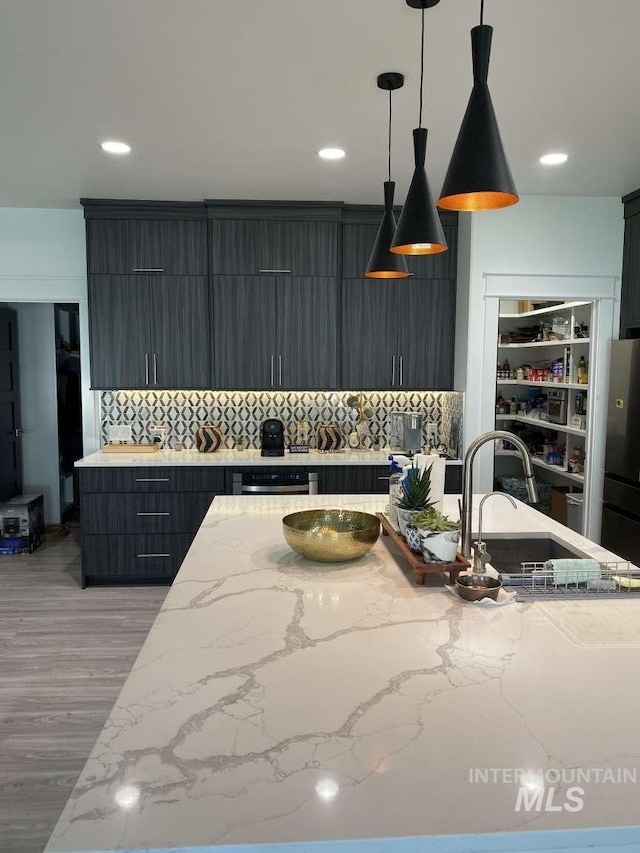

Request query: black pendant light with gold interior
[
  {"left": 390, "top": 0, "right": 447, "bottom": 256},
  {"left": 437, "top": 0, "right": 518, "bottom": 211},
  {"left": 365, "top": 72, "right": 409, "bottom": 279}
]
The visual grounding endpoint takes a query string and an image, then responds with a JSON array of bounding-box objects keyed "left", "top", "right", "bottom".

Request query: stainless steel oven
[{"left": 232, "top": 472, "right": 318, "bottom": 495}]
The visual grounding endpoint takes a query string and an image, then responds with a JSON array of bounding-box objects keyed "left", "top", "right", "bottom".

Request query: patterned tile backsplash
[{"left": 100, "top": 390, "right": 464, "bottom": 457}]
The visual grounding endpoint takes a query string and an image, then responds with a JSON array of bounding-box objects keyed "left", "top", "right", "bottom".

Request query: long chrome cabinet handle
[
  {"left": 391, "top": 355, "right": 396, "bottom": 387},
  {"left": 137, "top": 553, "right": 171, "bottom": 558},
  {"left": 153, "top": 353, "right": 158, "bottom": 384},
  {"left": 270, "top": 354, "right": 275, "bottom": 387},
  {"left": 278, "top": 354, "right": 282, "bottom": 386},
  {"left": 259, "top": 269, "right": 291, "bottom": 274},
  {"left": 136, "top": 512, "right": 170, "bottom": 517},
  {"left": 399, "top": 355, "right": 404, "bottom": 387},
  {"left": 145, "top": 353, "right": 149, "bottom": 385},
  {"left": 135, "top": 478, "right": 170, "bottom": 483},
  {"left": 133, "top": 268, "right": 164, "bottom": 272}
]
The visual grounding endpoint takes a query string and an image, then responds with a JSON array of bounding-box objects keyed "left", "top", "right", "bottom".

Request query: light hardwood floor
[{"left": 0, "top": 528, "right": 167, "bottom": 853}]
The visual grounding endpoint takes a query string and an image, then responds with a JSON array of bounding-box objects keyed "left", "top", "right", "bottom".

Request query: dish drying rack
[{"left": 505, "top": 560, "right": 640, "bottom": 601}]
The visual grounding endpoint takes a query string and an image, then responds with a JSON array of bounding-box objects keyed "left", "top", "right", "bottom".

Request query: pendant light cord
[
  {"left": 388, "top": 86, "right": 392, "bottom": 182},
  {"left": 419, "top": 6, "right": 425, "bottom": 128},
  {"left": 480, "top": 0, "right": 485, "bottom": 25}
]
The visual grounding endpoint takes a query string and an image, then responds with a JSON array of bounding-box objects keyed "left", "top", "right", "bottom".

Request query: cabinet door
[
  {"left": 398, "top": 278, "right": 455, "bottom": 390},
  {"left": 210, "top": 219, "right": 338, "bottom": 276},
  {"left": 268, "top": 220, "right": 337, "bottom": 276},
  {"left": 88, "top": 219, "right": 207, "bottom": 274},
  {"left": 621, "top": 213, "right": 640, "bottom": 336},
  {"left": 340, "top": 279, "right": 399, "bottom": 389},
  {"left": 276, "top": 276, "right": 338, "bottom": 390},
  {"left": 88, "top": 275, "right": 152, "bottom": 389},
  {"left": 148, "top": 276, "right": 210, "bottom": 388},
  {"left": 212, "top": 275, "right": 277, "bottom": 389}
]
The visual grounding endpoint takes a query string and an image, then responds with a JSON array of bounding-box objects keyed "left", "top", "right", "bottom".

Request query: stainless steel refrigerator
[{"left": 603, "top": 340, "right": 640, "bottom": 563}]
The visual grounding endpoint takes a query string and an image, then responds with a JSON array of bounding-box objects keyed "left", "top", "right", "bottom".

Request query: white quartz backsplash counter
[{"left": 76, "top": 448, "right": 462, "bottom": 467}]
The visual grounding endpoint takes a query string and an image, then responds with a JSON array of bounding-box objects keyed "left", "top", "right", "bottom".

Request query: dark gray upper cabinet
[
  {"left": 87, "top": 219, "right": 207, "bottom": 275},
  {"left": 89, "top": 275, "right": 210, "bottom": 389},
  {"left": 89, "top": 275, "right": 152, "bottom": 388},
  {"left": 398, "top": 278, "right": 456, "bottom": 390},
  {"left": 341, "top": 278, "right": 455, "bottom": 390},
  {"left": 277, "top": 276, "right": 338, "bottom": 389},
  {"left": 621, "top": 193, "right": 640, "bottom": 337},
  {"left": 342, "top": 219, "right": 457, "bottom": 280},
  {"left": 341, "top": 279, "right": 399, "bottom": 390},
  {"left": 210, "top": 218, "right": 338, "bottom": 276},
  {"left": 148, "top": 276, "right": 210, "bottom": 388},
  {"left": 212, "top": 275, "right": 278, "bottom": 389}
]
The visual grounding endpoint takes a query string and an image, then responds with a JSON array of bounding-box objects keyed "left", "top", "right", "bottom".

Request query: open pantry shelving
[{"left": 494, "top": 300, "right": 590, "bottom": 507}]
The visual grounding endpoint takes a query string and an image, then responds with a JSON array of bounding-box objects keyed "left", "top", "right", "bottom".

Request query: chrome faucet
[
  {"left": 472, "top": 491, "right": 517, "bottom": 573},
  {"left": 460, "top": 430, "right": 539, "bottom": 560}
]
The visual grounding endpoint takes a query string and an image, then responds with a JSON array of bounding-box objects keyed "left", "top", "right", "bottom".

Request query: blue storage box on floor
[{"left": 0, "top": 494, "right": 45, "bottom": 554}]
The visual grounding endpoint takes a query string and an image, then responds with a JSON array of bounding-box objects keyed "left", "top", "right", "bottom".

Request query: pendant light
[
  {"left": 437, "top": 0, "right": 518, "bottom": 211},
  {"left": 390, "top": 0, "right": 447, "bottom": 256},
  {"left": 365, "top": 73, "right": 410, "bottom": 279}
]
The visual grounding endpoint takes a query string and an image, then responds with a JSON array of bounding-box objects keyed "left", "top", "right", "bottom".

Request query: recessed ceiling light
[
  {"left": 539, "top": 152, "right": 568, "bottom": 166},
  {"left": 101, "top": 140, "right": 132, "bottom": 155},
  {"left": 318, "top": 147, "right": 346, "bottom": 161}
]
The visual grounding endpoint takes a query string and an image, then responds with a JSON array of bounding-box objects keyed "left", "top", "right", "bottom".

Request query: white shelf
[
  {"left": 499, "top": 301, "right": 591, "bottom": 320},
  {"left": 498, "top": 338, "right": 590, "bottom": 349},
  {"left": 497, "top": 379, "right": 589, "bottom": 391},
  {"left": 495, "top": 414, "right": 586, "bottom": 437},
  {"left": 495, "top": 450, "right": 585, "bottom": 483}
]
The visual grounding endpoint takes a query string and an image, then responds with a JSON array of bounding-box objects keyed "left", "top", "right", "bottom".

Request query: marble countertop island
[{"left": 46, "top": 495, "right": 640, "bottom": 853}]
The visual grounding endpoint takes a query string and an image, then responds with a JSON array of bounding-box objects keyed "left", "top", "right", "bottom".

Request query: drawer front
[
  {"left": 81, "top": 493, "right": 213, "bottom": 534},
  {"left": 83, "top": 534, "right": 193, "bottom": 582},
  {"left": 319, "top": 466, "right": 388, "bottom": 494},
  {"left": 80, "top": 466, "right": 225, "bottom": 494}
]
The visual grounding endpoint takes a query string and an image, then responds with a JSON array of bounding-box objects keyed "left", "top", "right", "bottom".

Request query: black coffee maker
[{"left": 260, "top": 418, "right": 285, "bottom": 457}]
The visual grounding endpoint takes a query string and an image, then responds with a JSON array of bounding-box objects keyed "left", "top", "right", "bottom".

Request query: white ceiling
[{"left": 0, "top": 0, "right": 639, "bottom": 208}]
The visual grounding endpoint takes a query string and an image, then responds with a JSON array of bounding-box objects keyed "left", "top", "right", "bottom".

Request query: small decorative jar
[
  {"left": 316, "top": 423, "right": 345, "bottom": 452},
  {"left": 194, "top": 424, "right": 223, "bottom": 453}
]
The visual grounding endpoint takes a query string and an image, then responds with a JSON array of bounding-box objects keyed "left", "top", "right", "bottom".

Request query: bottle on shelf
[
  {"left": 577, "top": 356, "right": 588, "bottom": 385},
  {"left": 509, "top": 397, "right": 517, "bottom": 415}
]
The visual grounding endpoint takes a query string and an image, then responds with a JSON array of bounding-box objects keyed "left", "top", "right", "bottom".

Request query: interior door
[
  {"left": 149, "top": 276, "right": 210, "bottom": 388},
  {"left": 88, "top": 275, "right": 152, "bottom": 388},
  {"left": 340, "top": 279, "right": 399, "bottom": 389},
  {"left": 212, "top": 275, "right": 277, "bottom": 389},
  {"left": 277, "top": 276, "right": 338, "bottom": 389},
  {"left": 0, "top": 308, "right": 22, "bottom": 500}
]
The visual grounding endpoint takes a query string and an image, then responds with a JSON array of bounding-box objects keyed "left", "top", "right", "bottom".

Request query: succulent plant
[
  {"left": 414, "top": 506, "right": 460, "bottom": 533},
  {"left": 397, "top": 464, "right": 433, "bottom": 512}
]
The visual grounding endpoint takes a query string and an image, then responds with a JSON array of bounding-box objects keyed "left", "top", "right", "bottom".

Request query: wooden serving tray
[
  {"left": 103, "top": 443, "right": 159, "bottom": 454},
  {"left": 377, "top": 513, "right": 470, "bottom": 585}
]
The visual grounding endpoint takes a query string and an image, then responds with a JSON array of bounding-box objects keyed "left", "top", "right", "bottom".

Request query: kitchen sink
[{"left": 479, "top": 535, "right": 589, "bottom": 579}]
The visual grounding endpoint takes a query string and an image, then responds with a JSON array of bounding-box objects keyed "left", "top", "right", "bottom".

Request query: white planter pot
[
  {"left": 420, "top": 530, "right": 460, "bottom": 564},
  {"left": 397, "top": 508, "right": 421, "bottom": 537}
]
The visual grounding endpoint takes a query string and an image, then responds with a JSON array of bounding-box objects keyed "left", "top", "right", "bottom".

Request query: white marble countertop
[
  {"left": 76, "top": 449, "right": 463, "bottom": 467},
  {"left": 46, "top": 495, "right": 640, "bottom": 852}
]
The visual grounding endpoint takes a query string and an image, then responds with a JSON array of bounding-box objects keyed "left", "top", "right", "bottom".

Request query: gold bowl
[{"left": 282, "top": 509, "right": 381, "bottom": 563}]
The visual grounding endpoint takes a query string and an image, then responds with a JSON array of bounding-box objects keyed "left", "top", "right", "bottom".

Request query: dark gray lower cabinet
[
  {"left": 79, "top": 466, "right": 224, "bottom": 586},
  {"left": 212, "top": 275, "right": 277, "bottom": 389}
]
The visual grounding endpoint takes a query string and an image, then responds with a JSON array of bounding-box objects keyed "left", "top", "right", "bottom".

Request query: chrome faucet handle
[{"left": 472, "top": 541, "right": 492, "bottom": 573}]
